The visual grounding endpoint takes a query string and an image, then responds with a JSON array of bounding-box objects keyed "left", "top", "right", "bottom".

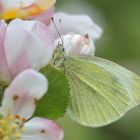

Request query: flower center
[
  {"left": 1, "top": 0, "right": 56, "bottom": 20},
  {"left": 0, "top": 114, "right": 24, "bottom": 140}
]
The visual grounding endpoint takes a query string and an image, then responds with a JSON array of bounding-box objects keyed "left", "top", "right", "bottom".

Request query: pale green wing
[
  {"left": 65, "top": 56, "right": 140, "bottom": 127},
  {"left": 82, "top": 56, "right": 140, "bottom": 107}
]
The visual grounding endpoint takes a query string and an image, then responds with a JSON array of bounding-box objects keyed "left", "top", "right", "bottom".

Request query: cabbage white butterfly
[{"left": 51, "top": 43, "right": 140, "bottom": 127}]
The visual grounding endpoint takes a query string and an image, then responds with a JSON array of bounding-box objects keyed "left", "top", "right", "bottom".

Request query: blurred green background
[{"left": 56, "top": 0, "right": 140, "bottom": 140}]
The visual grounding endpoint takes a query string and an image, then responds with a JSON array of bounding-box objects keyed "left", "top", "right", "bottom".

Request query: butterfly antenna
[{"left": 51, "top": 17, "right": 64, "bottom": 46}]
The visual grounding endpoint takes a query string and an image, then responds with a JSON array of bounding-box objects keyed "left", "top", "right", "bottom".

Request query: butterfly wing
[{"left": 65, "top": 56, "right": 140, "bottom": 127}]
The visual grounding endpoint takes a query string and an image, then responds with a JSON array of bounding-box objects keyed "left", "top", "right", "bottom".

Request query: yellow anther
[
  {"left": 0, "top": 114, "right": 24, "bottom": 140},
  {"left": 1, "top": 9, "right": 18, "bottom": 20}
]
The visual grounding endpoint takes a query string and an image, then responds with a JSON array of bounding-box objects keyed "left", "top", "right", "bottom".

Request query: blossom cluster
[{"left": 0, "top": 0, "right": 102, "bottom": 139}]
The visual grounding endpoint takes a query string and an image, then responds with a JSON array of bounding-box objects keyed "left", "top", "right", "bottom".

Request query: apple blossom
[
  {"left": 0, "top": 69, "right": 63, "bottom": 140},
  {"left": 0, "top": 18, "right": 54, "bottom": 84},
  {"left": 0, "top": 0, "right": 56, "bottom": 20},
  {"left": 51, "top": 13, "right": 102, "bottom": 56}
]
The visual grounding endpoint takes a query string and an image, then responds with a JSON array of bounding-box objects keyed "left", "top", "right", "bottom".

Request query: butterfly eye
[
  {"left": 52, "top": 56, "right": 65, "bottom": 70},
  {"left": 62, "top": 47, "right": 65, "bottom": 52}
]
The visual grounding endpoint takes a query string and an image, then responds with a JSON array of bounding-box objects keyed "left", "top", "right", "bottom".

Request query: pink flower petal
[
  {"left": 21, "top": 117, "right": 64, "bottom": 140},
  {"left": 1, "top": 69, "right": 47, "bottom": 119},
  {"left": 4, "top": 19, "right": 54, "bottom": 78},
  {"left": 0, "top": 20, "right": 11, "bottom": 83},
  {"left": 29, "top": 6, "right": 55, "bottom": 25}
]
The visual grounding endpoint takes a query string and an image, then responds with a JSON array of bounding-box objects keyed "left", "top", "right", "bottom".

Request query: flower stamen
[{"left": 0, "top": 114, "right": 24, "bottom": 140}]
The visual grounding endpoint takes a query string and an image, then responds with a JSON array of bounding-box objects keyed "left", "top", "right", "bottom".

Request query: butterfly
[{"left": 51, "top": 42, "right": 140, "bottom": 127}]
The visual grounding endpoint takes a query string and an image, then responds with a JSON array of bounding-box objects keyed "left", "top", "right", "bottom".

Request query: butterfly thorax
[{"left": 52, "top": 43, "right": 66, "bottom": 70}]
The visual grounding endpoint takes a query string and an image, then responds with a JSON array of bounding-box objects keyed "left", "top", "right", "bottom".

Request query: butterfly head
[{"left": 51, "top": 17, "right": 66, "bottom": 70}]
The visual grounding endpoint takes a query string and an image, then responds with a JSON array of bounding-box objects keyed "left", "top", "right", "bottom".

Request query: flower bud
[{"left": 55, "top": 33, "right": 95, "bottom": 56}]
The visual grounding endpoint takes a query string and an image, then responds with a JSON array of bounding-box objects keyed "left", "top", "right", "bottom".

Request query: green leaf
[{"left": 34, "top": 65, "right": 70, "bottom": 120}]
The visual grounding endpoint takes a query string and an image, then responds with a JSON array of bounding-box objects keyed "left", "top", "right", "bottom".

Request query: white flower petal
[
  {"left": 21, "top": 117, "right": 64, "bottom": 140},
  {"left": 1, "top": 69, "right": 47, "bottom": 119},
  {"left": 5, "top": 19, "right": 54, "bottom": 78},
  {"left": 50, "top": 12, "right": 103, "bottom": 40}
]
